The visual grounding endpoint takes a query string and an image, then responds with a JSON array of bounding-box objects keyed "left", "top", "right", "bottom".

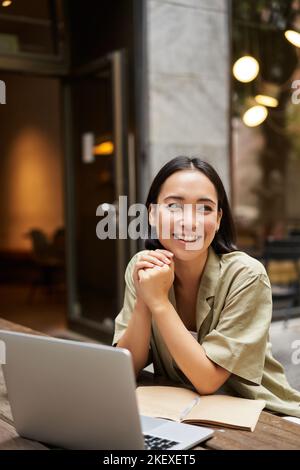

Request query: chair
[
  {"left": 51, "top": 227, "right": 65, "bottom": 264},
  {"left": 262, "top": 237, "right": 300, "bottom": 323},
  {"left": 26, "top": 228, "right": 65, "bottom": 301}
]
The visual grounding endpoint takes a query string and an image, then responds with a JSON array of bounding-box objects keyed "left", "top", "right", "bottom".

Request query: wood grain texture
[
  {"left": 0, "top": 419, "right": 48, "bottom": 450},
  {"left": 202, "top": 412, "right": 300, "bottom": 450},
  {"left": 0, "top": 318, "right": 47, "bottom": 336},
  {"left": 137, "top": 371, "right": 300, "bottom": 450}
]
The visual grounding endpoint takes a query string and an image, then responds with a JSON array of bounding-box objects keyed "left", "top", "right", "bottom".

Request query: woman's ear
[
  {"left": 217, "top": 208, "right": 223, "bottom": 231},
  {"left": 148, "top": 203, "right": 157, "bottom": 227}
]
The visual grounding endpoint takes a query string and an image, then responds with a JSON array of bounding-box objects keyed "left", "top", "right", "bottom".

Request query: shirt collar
[
  {"left": 198, "top": 245, "right": 221, "bottom": 301},
  {"left": 168, "top": 246, "right": 221, "bottom": 316},
  {"left": 192, "top": 246, "right": 220, "bottom": 331}
]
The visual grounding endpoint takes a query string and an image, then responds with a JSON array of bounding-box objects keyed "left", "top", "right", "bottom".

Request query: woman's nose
[{"left": 176, "top": 206, "right": 203, "bottom": 233}]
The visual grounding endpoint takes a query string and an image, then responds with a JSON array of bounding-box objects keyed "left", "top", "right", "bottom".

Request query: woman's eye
[
  {"left": 167, "top": 203, "right": 182, "bottom": 210},
  {"left": 166, "top": 203, "right": 213, "bottom": 212},
  {"left": 197, "top": 205, "right": 213, "bottom": 212}
]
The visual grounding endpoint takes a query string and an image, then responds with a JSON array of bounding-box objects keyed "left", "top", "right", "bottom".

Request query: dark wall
[
  {"left": 67, "top": 0, "right": 134, "bottom": 67},
  {"left": 66, "top": 0, "right": 137, "bottom": 138}
]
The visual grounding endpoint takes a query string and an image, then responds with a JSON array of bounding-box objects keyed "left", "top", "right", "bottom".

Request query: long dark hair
[{"left": 145, "top": 156, "right": 237, "bottom": 254}]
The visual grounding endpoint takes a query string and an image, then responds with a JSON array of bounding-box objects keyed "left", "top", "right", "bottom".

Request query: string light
[
  {"left": 242, "top": 105, "right": 268, "bottom": 127},
  {"left": 233, "top": 56, "right": 259, "bottom": 83}
]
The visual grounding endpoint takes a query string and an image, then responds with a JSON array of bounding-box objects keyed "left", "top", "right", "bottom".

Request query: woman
[{"left": 113, "top": 156, "right": 300, "bottom": 417}]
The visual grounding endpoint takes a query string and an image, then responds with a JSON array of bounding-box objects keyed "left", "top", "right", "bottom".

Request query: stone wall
[{"left": 142, "top": 0, "right": 230, "bottom": 200}]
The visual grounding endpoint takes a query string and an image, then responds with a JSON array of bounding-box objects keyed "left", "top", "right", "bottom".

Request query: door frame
[
  {"left": 63, "top": 50, "right": 135, "bottom": 342},
  {"left": 0, "top": 0, "right": 147, "bottom": 342}
]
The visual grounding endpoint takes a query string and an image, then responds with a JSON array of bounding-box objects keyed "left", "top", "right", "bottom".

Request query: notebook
[{"left": 136, "top": 386, "right": 266, "bottom": 432}]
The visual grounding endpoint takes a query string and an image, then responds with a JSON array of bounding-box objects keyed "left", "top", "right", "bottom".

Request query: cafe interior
[{"left": 0, "top": 0, "right": 300, "bottom": 391}]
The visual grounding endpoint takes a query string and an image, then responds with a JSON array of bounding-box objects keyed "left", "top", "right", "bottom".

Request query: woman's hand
[
  {"left": 134, "top": 250, "right": 174, "bottom": 311},
  {"left": 133, "top": 250, "right": 173, "bottom": 291}
]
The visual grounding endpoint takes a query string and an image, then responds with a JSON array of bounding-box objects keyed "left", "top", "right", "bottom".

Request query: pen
[{"left": 179, "top": 397, "right": 200, "bottom": 421}]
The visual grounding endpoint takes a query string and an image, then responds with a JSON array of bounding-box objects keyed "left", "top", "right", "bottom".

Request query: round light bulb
[
  {"left": 284, "top": 30, "right": 300, "bottom": 48},
  {"left": 255, "top": 94, "right": 278, "bottom": 107},
  {"left": 233, "top": 56, "right": 259, "bottom": 83},
  {"left": 242, "top": 105, "right": 268, "bottom": 127}
]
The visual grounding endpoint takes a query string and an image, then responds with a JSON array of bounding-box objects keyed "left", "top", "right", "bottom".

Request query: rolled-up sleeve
[
  {"left": 112, "top": 254, "right": 138, "bottom": 347},
  {"left": 201, "top": 272, "right": 272, "bottom": 385}
]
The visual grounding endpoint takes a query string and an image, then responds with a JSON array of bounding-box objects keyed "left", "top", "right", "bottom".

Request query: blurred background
[{"left": 0, "top": 0, "right": 300, "bottom": 389}]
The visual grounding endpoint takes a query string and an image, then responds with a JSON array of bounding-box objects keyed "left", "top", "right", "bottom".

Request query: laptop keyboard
[{"left": 143, "top": 434, "right": 180, "bottom": 450}]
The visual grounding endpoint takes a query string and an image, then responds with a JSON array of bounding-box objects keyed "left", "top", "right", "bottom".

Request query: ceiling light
[
  {"left": 255, "top": 94, "right": 278, "bottom": 107},
  {"left": 233, "top": 56, "right": 259, "bottom": 83},
  {"left": 94, "top": 141, "right": 114, "bottom": 156},
  {"left": 242, "top": 105, "right": 268, "bottom": 127},
  {"left": 284, "top": 29, "right": 300, "bottom": 48}
]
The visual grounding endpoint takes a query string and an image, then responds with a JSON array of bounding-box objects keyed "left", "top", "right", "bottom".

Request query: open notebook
[{"left": 136, "top": 386, "right": 266, "bottom": 432}]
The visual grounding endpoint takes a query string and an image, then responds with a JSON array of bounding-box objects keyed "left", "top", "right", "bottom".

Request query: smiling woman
[
  {"left": 113, "top": 156, "right": 300, "bottom": 418},
  {"left": 145, "top": 157, "right": 236, "bottom": 256}
]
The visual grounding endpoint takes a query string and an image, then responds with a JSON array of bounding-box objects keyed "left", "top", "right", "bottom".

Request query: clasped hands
[{"left": 133, "top": 249, "right": 174, "bottom": 313}]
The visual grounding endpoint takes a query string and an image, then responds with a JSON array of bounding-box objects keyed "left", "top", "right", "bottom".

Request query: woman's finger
[
  {"left": 135, "top": 260, "right": 155, "bottom": 270},
  {"left": 155, "top": 249, "right": 174, "bottom": 259},
  {"left": 152, "top": 251, "right": 172, "bottom": 264},
  {"left": 144, "top": 250, "right": 172, "bottom": 264},
  {"left": 138, "top": 269, "right": 150, "bottom": 282},
  {"left": 141, "top": 253, "right": 168, "bottom": 266}
]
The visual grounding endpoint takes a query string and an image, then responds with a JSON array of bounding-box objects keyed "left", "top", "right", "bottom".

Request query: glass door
[{"left": 64, "top": 51, "right": 134, "bottom": 342}]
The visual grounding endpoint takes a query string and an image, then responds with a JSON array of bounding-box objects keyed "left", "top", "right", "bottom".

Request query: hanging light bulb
[
  {"left": 284, "top": 12, "right": 300, "bottom": 48},
  {"left": 93, "top": 141, "right": 114, "bottom": 155},
  {"left": 284, "top": 29, "right": 300, "bottom": 48},
  {"left": 255, "top": 94, "right": 278, "bottom": 107},
  {"left": 255, "top": 81, "right": 280, "bottom": 108},
  {"left": 233, "top": 55, "right": 260, "bottom": 83},
  {"left": 242, "top": 105, "right": 268, "bottom": 127}
]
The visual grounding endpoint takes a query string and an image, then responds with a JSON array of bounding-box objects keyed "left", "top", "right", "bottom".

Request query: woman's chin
[
  {"left": 173, "top": 249, "right": 205, "bottom": 261},
  {"left": 160, "top": 237, "right": 208, "bottom": 260}
]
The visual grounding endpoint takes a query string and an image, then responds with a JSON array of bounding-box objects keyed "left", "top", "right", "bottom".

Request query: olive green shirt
[{"left": 112, "top": 247, "right": 300, "bottom": 417}]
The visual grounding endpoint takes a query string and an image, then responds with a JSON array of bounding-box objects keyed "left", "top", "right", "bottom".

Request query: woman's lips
[{"left": 172, "top": 233, "right": 203, "bottom": 244}]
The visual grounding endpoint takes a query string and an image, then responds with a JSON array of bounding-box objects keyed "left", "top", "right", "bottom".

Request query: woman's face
[{"left": 149, "top": 170, "right": 222, "bottom": 261}]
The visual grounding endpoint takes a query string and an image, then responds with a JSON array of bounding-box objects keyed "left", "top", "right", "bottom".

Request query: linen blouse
[{"left": 112, "top": 246, "right": 300, "bottom": 417}]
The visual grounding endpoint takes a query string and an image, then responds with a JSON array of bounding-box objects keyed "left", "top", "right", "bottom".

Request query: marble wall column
[{"left": 141, "top": 0, "right": 231, "bottom": 201}]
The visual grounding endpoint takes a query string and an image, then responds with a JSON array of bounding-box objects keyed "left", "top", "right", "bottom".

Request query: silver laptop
[{"left": 0, "top": 330, "right": 213, "bottom": 450}]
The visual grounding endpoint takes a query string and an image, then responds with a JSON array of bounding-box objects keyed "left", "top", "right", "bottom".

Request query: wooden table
[
  {"left": 1, "top": 318, "right": 300, "bottom": 450},
  {"left": 0, "top": 319, "right": 48, "bottom": 450}
]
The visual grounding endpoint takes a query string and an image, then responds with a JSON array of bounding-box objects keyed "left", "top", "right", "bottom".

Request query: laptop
[{"left": 0, "top": 330, "right": 214, "bottom": 450}]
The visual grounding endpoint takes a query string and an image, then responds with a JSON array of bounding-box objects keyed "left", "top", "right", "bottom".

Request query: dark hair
[{"left": 145, "top": 156, "right": 237, "bottom": 254}]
